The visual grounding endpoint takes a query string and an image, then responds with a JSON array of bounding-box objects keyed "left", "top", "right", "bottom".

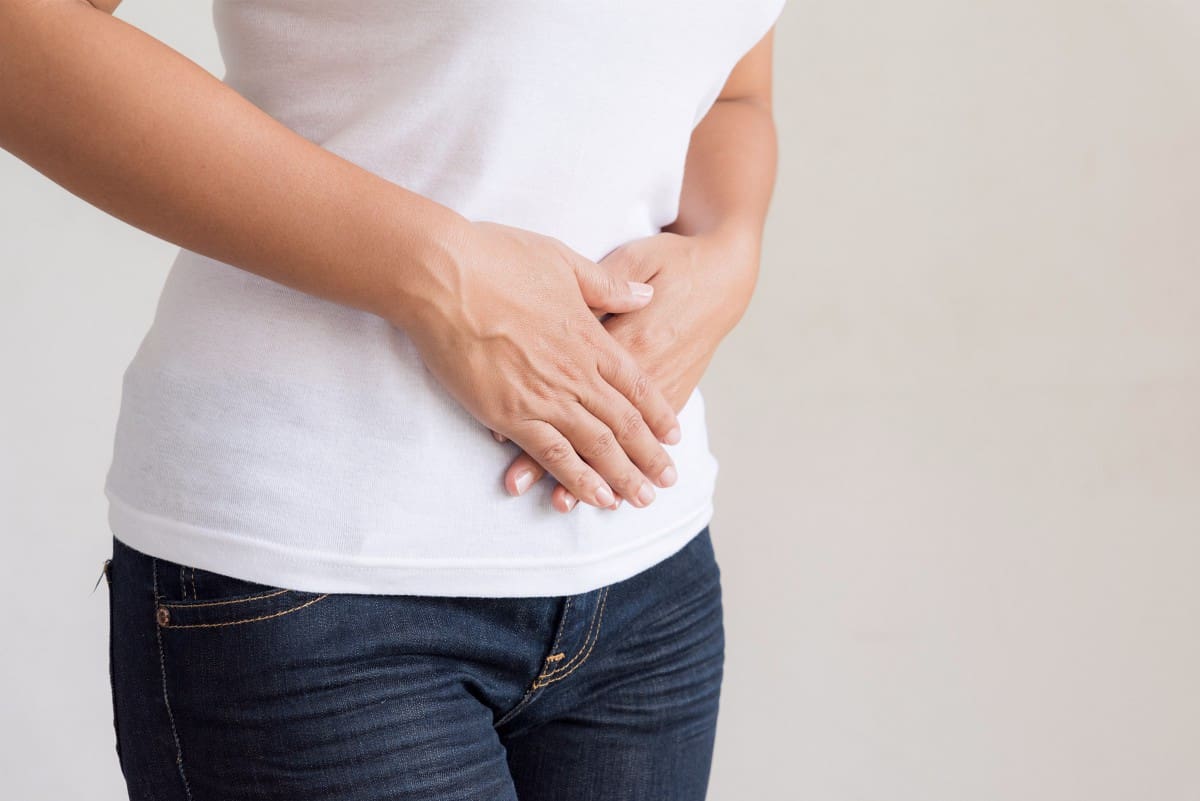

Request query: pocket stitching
[
  {"left": 159, "top": 588, "right": 292, "bottom": 609},
  {"left": 158, "top": 593, "right": 330, "bottom": 629}
]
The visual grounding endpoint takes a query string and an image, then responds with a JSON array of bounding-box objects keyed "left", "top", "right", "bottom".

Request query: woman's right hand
[
  {"left": 402, "top": 220, "right": 682, "bottom": 510},
  {"left": 0, "top": 1, "right": 675, "bottom": 515}
]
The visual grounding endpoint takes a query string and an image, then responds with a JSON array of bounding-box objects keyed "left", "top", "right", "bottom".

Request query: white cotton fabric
[{"left": 104, "top": 0, "right": 787, "bottom": 597}]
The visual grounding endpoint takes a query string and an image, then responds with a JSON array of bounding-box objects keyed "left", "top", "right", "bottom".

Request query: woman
[{"left": 1, "top": 0, "right": 784, "bottom": 798}]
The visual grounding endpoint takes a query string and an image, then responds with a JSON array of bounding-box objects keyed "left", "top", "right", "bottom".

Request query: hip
[{"left": 102, "top": 524, "right": 725, "bottom": 800}]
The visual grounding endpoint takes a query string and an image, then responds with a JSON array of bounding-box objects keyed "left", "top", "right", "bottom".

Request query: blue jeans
[{"left": 104, "top": 526, "right": 725, "bottom": 800}]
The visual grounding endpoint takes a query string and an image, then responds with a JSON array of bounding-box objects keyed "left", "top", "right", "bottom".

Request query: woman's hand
[
  {"left": 494, "top": 14, "right": 777, "bottom": 513},
  {"left": 404, "top": 220, "right": 683, "bottom": 510},
  {"left": 494, "top": 229, "right": 759, "bottom": 512}
]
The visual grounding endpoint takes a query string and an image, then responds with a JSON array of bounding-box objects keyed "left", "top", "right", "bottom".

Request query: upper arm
[{"left": 715, "top": 26, "right": 775, "bottom": 110}]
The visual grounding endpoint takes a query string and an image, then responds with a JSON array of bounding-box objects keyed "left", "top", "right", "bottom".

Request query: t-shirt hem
[{"left": 104, "top": 488, "right": 715, "bottom": 598}]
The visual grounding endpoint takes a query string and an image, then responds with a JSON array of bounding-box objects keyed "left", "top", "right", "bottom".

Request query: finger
[
  {"left": 492, "top": 429, "right": 508, "bottom": 444},
  {"left": 503, "top": 418, "right": 617, "bottom": 509},
  {"left": 574, "top": 258, "right": 655, "bottom": 314},
  {"left": 597, "top": 243, "right": 661, "bottom": 285},
  {"left": 594, "top": 341, "right": 682, "bottom": 446},
  {"left": 584, "top": 377, "right": 679, "bottom": 492},
  {"left": 555, "top": 484, "right": 622, "bottom": 513},
  {"left": 505, "top": 452, "right": 545, "bottom": 496},
  {"left": 555, "top": 487, "right": 579, "bottom": 513},
  {"left": 554, "top": 405, "right": 660, "bottom": 509}
]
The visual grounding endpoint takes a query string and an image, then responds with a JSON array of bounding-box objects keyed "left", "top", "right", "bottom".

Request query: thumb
[{"left": 573, "top": 259, "right": 654, "bottom": 314}]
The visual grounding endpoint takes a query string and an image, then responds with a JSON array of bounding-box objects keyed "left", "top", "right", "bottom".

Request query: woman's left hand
[{"left": 492, "top": 229, "right": 758, "bottom": 512}]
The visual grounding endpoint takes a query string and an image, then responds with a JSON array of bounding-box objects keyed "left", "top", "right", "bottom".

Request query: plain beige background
[{"left": 2, "top": 1, "right": 1198, "bottom": 799}]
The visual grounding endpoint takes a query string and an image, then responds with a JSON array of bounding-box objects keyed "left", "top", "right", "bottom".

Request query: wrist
[
  {"left": 689, "top": 225, "right": 762, "bottom": 335},
  {"left": 375, "top": 201, "right": 474, "bottom": 333}
]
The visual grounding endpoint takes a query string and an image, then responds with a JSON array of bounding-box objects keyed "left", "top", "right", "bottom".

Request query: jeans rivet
[{"left": 156, "top": 606, "right": 171, "bottom": 627}]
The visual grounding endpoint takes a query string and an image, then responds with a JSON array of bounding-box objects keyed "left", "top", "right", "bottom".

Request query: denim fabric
[{"left": 102, "top": 526, "right": 725, "bottom": 800}]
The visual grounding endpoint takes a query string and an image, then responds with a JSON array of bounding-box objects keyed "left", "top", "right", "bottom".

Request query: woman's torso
[{"left": 103, "top": 0, "right": 786, "bottom": 596}]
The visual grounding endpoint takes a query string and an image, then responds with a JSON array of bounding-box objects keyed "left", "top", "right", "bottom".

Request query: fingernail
[
  {"left": 664, "top": 426, "right": 681, "bottom": 445},
  {"left": 595, "top": 484, "right": 615, "bottom": 506},
  {"left": 513, "top": 469, "right": 535, "bottom": 495},
  {"left": 561, "top": 491, "right": 577, "bottom": 512},
  {"left": 658, "top": 465, "right": 677, "bottom": 487},
  {"left": 610, "top": 498, "right": 622, "bottom": 510},
  {"left": 627, "top": 281, "right": 653, "bottom": 299},
  {"left": 636, "top": 481, "right": 656, "bottom": 507}
]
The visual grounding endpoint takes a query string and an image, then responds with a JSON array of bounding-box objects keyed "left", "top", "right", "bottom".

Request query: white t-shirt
[{"left": 104, "top": 0, "right": 786, "bottom": 597}]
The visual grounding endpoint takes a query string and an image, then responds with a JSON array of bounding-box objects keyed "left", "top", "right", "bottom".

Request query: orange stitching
[
  {"left": 556, "top": 596, "right": 573, "bottom": 649},
  {"left": 159, "top": 594, "right": 330, "bottom": 629},
  {"left": 538, "top": 599, "right": 599, "bottom": 678},
  {"left": 493, "top": 596, "right": 574, "bottom": 729},
  {"left": 545, "top": 652, "right": 565, "bottom": 662},
  {"left": 159, "top": 588, "right": 290, "bottom": 608},
  {"left": 538, "top": 587, "right": 608, "bottom": 679},
  {"left": 537, "top": 595, "right": 572, "bottom": 670},
  {"left": 532, "top": 587, "right": 608, "bottom": 689}
]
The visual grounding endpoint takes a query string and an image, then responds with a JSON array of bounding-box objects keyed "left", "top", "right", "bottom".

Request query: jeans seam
[
  {"left": 494, "top": 595, "right": 574, "bottom": 729},
  {"left": 536, "top": 586, "right": 607, "bottom": 681},
  {"left": 532, "top": 586, "right": 609, "bottom": 689},
  {"left": 153, "top": 557, "right": 195, "bottom": 801}
]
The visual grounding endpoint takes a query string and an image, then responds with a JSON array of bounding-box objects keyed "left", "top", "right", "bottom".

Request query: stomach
[{"left": 105, "top": 247, "right": 721, "bottom": 593}]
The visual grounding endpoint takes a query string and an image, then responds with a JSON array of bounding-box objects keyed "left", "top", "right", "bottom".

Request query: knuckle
[
  {"left": 628, "top": 253, "right": 659, "bottom": 284},
  {"left": 618, "top": 470, "right": 645, "bottom": 495},
  {"left": 572, "top": 466, "right": 595, "bottom": 492},
  {"left": 629, "top": 373, "right": 651, "bottom": 404},
  {"left": 646, "top": 451, "right": 672, "bottom": 477},
  {"left": 538, "top": 394, "right": 575, "bottom": 426},
  {"left": 591, "top": 347, "right": 614, "bottom": 379},
  {"left": 571, "top": 381, "right": 592, "bottom": 412},
  {"left": 555, "top": 351, "right": 591, "bottom": 387},
  {"left": 616, "top": 408, "right": 645, "bottom": 442},
  {"left": 496, "top": 392, "right": 526, "bottom": 423},
  {"left": 539, "top": 440, "right": 573, "bottom": 466},
  {"left": 589, "top": 429, "right": 618, "bottom": 458}
]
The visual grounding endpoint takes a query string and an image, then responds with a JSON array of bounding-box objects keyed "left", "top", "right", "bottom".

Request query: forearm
[
  {"left": 0, "top": 0, "right": 467, "bottom": 329},
  {"left": 662, "top": 96, "right": 778, "bottom": 332}
]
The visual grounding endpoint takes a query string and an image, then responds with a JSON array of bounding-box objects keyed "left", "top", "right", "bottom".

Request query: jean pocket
[{"left": 152, "top": 558, "right": 330, "bottom": 630}]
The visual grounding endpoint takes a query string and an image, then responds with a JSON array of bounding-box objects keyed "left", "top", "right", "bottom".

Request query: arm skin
[
  {"left": 499, "top": 27, "right": 781, "bottom": 512},
  {"left": 0, "top": 0, "right": 686, "bottom": 512},
  {"left": 0, "top": 0, "right": 463, "bottom": 328}
]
